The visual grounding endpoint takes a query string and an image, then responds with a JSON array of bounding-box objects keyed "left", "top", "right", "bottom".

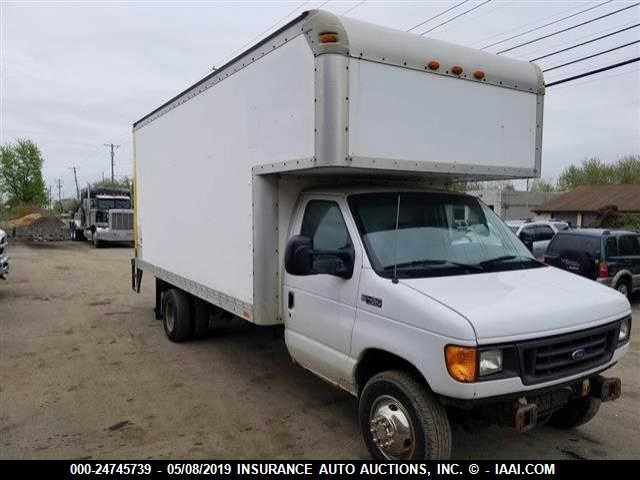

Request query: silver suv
[{"left": 506, "top": 220, "right": 569, "bottom": 259}]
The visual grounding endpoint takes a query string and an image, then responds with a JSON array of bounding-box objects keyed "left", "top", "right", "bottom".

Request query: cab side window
[
  {"left": 618, "top": 235, "right": 640, "bottom": 256},
  {"left": 536, "top": 225, "right": 555, "bottom": 241},
  {"left": 301, "top": 201, "right": 352, "bottom": 251},
  {"left": 606, "top": 237, "right": 618, "bottom": 257}
]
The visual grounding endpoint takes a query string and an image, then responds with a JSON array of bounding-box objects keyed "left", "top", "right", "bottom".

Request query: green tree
[
  {"left": 93, "top": 176, "right": 131, "bottom": 190},
  {"left": 530, "top": 178, "right": 556, "bottom": 192},
  {"left": 614, "top": 155, "right": 640, "bottom": 183},
  {"left": 0, "top": 139, "right": 47, "bottom": 207},
  {"left": 557, "top": 155, "right": 640, "bottom": 190}
]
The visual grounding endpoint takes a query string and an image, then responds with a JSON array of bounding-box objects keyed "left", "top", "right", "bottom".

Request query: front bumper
[
  {"left": 0, "top": 253, "right": 9, "bottom": 278},
  {"left": 95, "top": 228, "right": 134, "bottom": 243}
]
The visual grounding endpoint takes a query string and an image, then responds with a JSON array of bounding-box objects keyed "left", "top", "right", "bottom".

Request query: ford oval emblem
[{"left": 571, "top": 348, "right": 586, "bottom": 360}]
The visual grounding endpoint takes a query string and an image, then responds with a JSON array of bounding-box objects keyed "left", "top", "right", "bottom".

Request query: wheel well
[{"left": 355, "top": 349, "right": 429, "bottom": 395}]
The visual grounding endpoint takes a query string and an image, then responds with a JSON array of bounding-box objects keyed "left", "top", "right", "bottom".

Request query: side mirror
[
  {"left": 519, "top": 231, "right": 534, "bottom": 252},
  {"left": 284, "top": 235, "right": 313, "bottom": 276},
  {"left": 284, "top": 235, "right": 355, "bottom": 279}
]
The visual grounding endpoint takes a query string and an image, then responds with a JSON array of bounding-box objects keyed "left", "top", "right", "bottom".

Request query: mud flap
[{"left": 131, "top": 258, "right": 143, "bottom": 293}]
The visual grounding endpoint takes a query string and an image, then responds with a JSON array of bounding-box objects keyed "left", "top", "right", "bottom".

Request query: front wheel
[
  {"left": 614, "top": 279, "right": 631, "bottom": 299},
  {"left": 548, "top": 396, "right": 601, "bottom": 429},
  {"left": 359, "top": 370, "right": 451, "bottom": 460}
]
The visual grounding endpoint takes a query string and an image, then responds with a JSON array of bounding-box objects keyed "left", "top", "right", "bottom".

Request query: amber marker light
[
  {"left": 445, "top": 345, "right": 477, "bottom": 382},
  {"left": 451, "top": 65, "right": 463, "bottom": 75},
  {"left": 427, "top": 60, "right": 440, "bottom": 70},
  {"left": 473, "top": 70, "right": 485, "bottom": 79},
  {"left": 319, "top": 32, "right": 338, "bottom": 43}
]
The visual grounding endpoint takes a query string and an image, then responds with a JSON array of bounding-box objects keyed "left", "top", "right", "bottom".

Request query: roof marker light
[
  {"left": 319, "top": 32, "right": 338, "bottom": 43},
  {"left": 451, "top": 65, "right": 463, "bottom": 75},
  {"left": 427, "top": 60, "right": 440, "bottom": 70},
  {"left": 473, "top": 70, "right": 485, "bottom": 79}
]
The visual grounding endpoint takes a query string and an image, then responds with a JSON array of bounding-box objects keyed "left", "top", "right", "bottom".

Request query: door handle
[{"left": 288, "top": 291, "right": 294, "bottom": 309}]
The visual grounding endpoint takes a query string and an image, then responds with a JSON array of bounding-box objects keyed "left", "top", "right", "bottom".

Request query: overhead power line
[
  {"left": 420, "top": 0, "right": 493, "bottom": 36},
  {"left": 545, "top": 56, "right": 640, "bottom": 87},
  {"left": 342, "top": 0, "right": 366, "bottom": 16},
  {"left": 530, "top": 23, "right": 640, "bottom": 62},
  {"left": 497, "top": 2, "right": 640, "bottom": 54},
  {"left": 216, "top": 1, "right": 311, "bottom": 68},
  {"left": 407, "top": 0, "right": 471, "bottom": 32},
  {"left": 481, "top": 1, "right": 612, "bottom": 50},
  {"left": 542, "top": 40, "right": 640, "bottom": 72}
]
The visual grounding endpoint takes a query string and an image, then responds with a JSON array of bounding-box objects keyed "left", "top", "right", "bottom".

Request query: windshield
[
  {"left": 97, "top": 198, "right": 131, "bottom": 210},
  {"left": 347, "top": 192, "right": 540, "bottom": 279}
]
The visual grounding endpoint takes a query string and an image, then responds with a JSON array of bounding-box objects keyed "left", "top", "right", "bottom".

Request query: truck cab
[
  {"left": 72, "top": 187, "right": 134, "bottom": 247},
  {"left": 282, "top": 188, "right": 630, "bottom": 459}
]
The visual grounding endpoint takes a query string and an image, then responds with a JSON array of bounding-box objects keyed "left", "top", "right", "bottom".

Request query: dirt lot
[{"left": 1, "top": 241, "right": 639, "bottom": 459}]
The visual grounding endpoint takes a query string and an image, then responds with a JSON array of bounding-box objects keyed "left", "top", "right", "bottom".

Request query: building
[
  {"left": 533, "top": 184, "right": 640, "bottom": 227},
  {"left": 467, "top": 189, "right": 563, "bottom": 220}
]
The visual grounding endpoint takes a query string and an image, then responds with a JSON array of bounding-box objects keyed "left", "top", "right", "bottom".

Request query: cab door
[{"left": 283, "top": 195, "right": 361, "bottom": 387}]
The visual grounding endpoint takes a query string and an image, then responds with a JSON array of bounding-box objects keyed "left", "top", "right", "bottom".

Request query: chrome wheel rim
[
  {"left": 165, "top": 304, "right": 175, "bottom": 332},
  {"left": 617, "top": 283, "right": 628, "bottom": 296},
  {"left": 369, "top": 395, "right": 415, "bottom": 460}
]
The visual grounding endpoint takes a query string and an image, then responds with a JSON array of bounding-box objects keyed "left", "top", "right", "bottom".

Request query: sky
[{"left": 1, "top": 0, "right": 639, "bottom": 198}]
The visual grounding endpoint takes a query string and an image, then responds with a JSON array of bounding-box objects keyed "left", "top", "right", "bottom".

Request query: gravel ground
[{"left": 1, "top": 241, "right": 638, "bottom": 459}]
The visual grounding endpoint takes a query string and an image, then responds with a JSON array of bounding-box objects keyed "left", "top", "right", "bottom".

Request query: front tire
[
  {"left": 614, "top": 279, "right": 631, "bottom": 299},
  {"left": 359, "top": 370, "right": 451, "bottom": 460},
  {"left": 162, "top": 289, "right": 193, "bottom": 342},
  {"left": 548, "top": 396, "right": 601, "bottom": 429}
]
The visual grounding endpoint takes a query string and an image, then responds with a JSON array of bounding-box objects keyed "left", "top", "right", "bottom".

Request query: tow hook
[
  {"left": 590, "top": 375, "right": 621, "bottom": 402},
  {"left": 514, "top": 401, "right": 538, "bottom": 433}
]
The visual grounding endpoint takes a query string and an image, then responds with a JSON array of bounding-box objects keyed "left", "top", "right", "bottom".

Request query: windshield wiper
[
  {"left": 478, "top": 255, "right": 536, "bottom": 267},
  {"left": 385, "top": 259, "right": 483, "bottom": 272}
]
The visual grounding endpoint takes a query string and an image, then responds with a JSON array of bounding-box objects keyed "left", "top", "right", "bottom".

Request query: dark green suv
[{"left": 545, "top": 229, "right": 640, "bottom": 299}]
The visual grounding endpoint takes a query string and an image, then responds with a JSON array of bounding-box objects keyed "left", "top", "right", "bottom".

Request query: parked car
[
  {"left": 506, "top": 220, "right": 569, "bottom": 258},
  {"left": 544, "top": 228, "right": 640, "bottom": 299},
  {"left": 0, "top": 228, "right": 9, "bottom": 279}
]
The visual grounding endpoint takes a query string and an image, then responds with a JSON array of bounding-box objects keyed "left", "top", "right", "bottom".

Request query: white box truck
[{"left": 131, "top": 10, "right": 631, "bottom": 459}]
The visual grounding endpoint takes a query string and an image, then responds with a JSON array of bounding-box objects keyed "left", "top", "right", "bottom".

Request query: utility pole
[
  {"left": 104, "top": 143, "right": 120, "bottom": 182},
  {"left": 56, "top": 179, "right": 63, "bottom": 215},
  {"left": 70, "top": 166, "right": 80, "bottom": 199}
]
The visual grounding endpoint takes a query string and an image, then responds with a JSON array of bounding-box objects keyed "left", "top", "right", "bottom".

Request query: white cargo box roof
[{"left": 134, "top": 9, "right": 543, "bottom": 182}]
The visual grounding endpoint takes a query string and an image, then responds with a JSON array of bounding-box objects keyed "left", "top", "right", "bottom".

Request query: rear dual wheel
[{"left": 162, "top": 289, "right": 211, "bottom": 342}]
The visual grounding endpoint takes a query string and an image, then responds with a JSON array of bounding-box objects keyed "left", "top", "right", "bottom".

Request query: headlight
[
  {"left": 619, "top": 318, "right": 630, "bottom": 342},
  {"left": 479, "top": 349, "right": 503, "bottom": 376}
]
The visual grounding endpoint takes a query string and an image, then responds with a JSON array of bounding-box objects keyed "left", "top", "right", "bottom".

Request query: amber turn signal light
[
  {"left": 451, "top": 65, "right": 463, "bottom": 75},
  {"left": 427, "top": 60, "right": 440, "bottom": 70},
  {"left": 445, "top": 345, "right": 477, "bottom": 382},
  {"left": 319, "top": 32, "right": 338, "bottom": 43}
]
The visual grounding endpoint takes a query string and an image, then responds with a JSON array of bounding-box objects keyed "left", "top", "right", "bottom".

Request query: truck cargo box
[{"left": 133, "top": 9, "right": 545, "bottom": 325}]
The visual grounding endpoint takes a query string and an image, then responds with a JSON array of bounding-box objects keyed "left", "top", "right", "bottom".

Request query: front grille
[
  {"left": 518, "top": 321, "right": 621, "bottom": 385},
  {"left": 109, "top": 211, "right": 133, "bottom": 231}
]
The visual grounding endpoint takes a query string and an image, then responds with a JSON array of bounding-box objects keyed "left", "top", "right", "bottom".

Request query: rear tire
[
  {"left": 548, "top": 396, "right": 601, "bottom": 429},
  {"left": 614, "top": 278, "right": 631, "bottom": 299},
  {"left": 162, "top": 289, "right": 193, "bottom": 342},
  {"left": 359, "top": 370, "right": 451, "bottom": 460}
]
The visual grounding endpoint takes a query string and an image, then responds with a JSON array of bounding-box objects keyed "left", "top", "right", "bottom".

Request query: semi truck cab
[{"left": 72, "top": 187, "right": 134, "bottom": 247}]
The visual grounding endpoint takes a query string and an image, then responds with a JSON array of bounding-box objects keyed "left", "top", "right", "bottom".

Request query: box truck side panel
[
  {"left": 347, "top": 59, "right": 538, "bottom": 175},
  {"left": 135, "top": 35, "right": 315, "bottom": 308}
]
